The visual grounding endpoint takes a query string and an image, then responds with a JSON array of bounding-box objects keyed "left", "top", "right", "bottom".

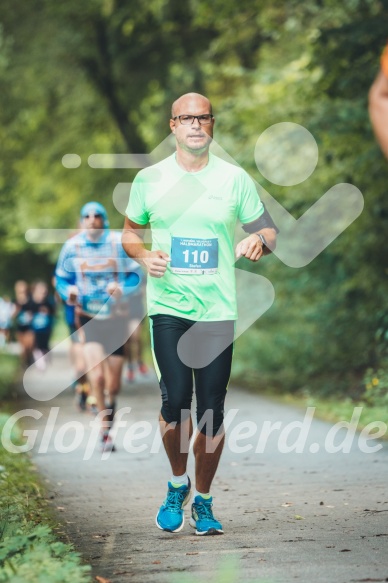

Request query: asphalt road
[{"left": 15, "top": 350, "right": 388, "bottom": 583}]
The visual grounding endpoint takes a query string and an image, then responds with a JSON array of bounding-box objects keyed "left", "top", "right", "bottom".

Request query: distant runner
[
  {"left": 56, "top": 202, "right": 142, "bottom": 452},
  {"left": 14, "top": 280, "right": 35, "bottom": 367},
  {"left": 31, "top": 280, "right": 55, "bottom": 371}
]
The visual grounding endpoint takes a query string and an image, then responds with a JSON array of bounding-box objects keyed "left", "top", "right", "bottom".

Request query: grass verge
[
  {"left": 0, "top": 353, "right": 91, "bottom": 583},
  {"left": 277, "top": 392, "right": 388, "bottom": 433},
  {"left": 232, "top": 379, "right": 388, "bottom": 439},
  {"left": 0, "top": 354, "right": 19, "bottom": 403}
]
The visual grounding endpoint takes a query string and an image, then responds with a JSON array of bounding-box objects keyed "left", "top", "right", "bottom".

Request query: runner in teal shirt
[{"left": 123, "top": 93, "right": 277, "bottom": 536}]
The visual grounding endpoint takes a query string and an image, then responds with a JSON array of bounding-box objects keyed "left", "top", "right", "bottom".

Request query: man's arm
[
  {"left": 55, "top": 243, "right": 79, "bottom": 304},
  {"left": 121, "top": 217, "right": 170, "bottom": 278},
  {"left": 235, "top": 227, "right": 277, "bottom": 261},
  {"left": 236, "top": 205, "right": 278, "bottom": 262},
  {"left": 369, "top": 69, "right": 388, "bottom": 159}
]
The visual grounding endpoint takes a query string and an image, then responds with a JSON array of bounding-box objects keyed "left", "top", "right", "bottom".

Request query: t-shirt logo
[{"left": 79, "top": 258, "right": 118, "bottom": 273}]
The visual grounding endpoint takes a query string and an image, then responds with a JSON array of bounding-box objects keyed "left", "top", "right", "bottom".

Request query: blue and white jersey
[{"left": 55, "top": 230, "right": 142, "bottom": 320}]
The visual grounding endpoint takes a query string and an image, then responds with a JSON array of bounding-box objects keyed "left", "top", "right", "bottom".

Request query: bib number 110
[{"left": 182, "top": 250, "right": 209, "bottom": 264}]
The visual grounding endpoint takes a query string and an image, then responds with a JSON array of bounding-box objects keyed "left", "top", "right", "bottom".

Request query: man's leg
[
  {"left": 189, "top": 320, "right": 234, "bottom": 535},
  {"left": 17, "top": 329, "right": 35, "bottom": 367},
  {"left": 71, "top": 341, "right": 87, "bottom": 382},
  {"left": 82, "top": 341, "right": 106, "bottom": 415},
  {"left": 159, "top": 413, "right": 193, "bottom": 476},
  {"left": 155, "top": 411, "right": 193, "bottom": 533},
  {"left": 71, "top": 340, "right": 89, "bottom": 411},
  {"left": 105, "top": 353, "right": 124, "bottom": 409},
  {"left": 150, "top": 314, "right": 194, "bottom": 532},
  {"left": 83, "top": 342, "right": 120, "bottom": 452},
  {"left": 125, "top": 319, "right": 141, "bottom": 382},
  {"left": 193, "top": 430, "right": 225, "bottom": 493}
]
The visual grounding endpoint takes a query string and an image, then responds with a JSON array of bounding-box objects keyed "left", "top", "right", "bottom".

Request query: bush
[
  {"left": 0, "top": 525, "right": 91, "bottom": 583},
  {"left": 0, "top": 354, "right": 18, "bottom": 401},
  {"left": 362, "top": 367, "right": 388, "bottom": 408},
  {"left": 0, "top": 414, "right": 91, "bottom": 583}
]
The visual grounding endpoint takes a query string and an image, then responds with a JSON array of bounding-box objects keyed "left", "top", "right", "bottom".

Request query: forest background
[{"left": 0, "top": 0, "right": 387, "bottom": 401}]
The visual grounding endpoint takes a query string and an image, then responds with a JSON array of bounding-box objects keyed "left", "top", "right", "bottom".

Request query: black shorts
[
  {"left": 79, "top": 315, "right": 128, "bottom": 357},
  {"left": 16, "top": 325, "right": 32, "bottom": 333},
  {"left": 34, "top": 329, "right": 52, "bottom": 352},
  {"left": 150, "top": 314, "right": 235, "bottom": 436}
]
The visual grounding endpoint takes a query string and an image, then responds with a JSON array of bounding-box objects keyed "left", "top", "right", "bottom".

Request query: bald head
[
  {"left": 171, "top": 93, "right": 213, "bottom": 118},
  {"left": 170, "top": 92, "right": 214, "bottom": 156}
]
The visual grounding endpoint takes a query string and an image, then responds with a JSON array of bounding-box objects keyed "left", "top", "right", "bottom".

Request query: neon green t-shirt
[{"left": 126, "top": 153, "right": 264, "bottom": 321}]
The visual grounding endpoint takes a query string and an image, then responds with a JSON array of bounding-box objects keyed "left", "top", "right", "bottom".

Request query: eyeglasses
[
  {"left": 173, "top": 114, "right": 214, "bottom": 126},
  {"left": 82, "top": 213, "right": 103, "bottom": 219}
]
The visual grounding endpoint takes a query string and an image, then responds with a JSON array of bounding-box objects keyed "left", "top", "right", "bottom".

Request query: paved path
[{"left": 17, "top": 351, "right": 388, "bottom": 583}]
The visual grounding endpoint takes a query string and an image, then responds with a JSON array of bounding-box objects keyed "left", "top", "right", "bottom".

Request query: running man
[
  {"left": 55, "top": 202, "right": 142, "bottom": 451},
  {"left": 31, "top": 280, "right": 56, "bottom": 371},
  {"left": 13, "top": 280, "right": 35, "bottom": 367},
  {"left": 122, "top": 93, "right": 277, "bottom": 535}
]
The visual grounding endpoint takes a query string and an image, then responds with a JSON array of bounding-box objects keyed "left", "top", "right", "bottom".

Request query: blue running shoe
[
  {"left": 189, "top": 495, "right": 223, "bottom": 535},
  {"left": 156, "top": 478, "right": 191, "bottom": 533}
]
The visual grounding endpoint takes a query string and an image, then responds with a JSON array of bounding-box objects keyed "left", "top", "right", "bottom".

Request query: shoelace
[
  {"left": 194, "top": 500, "right": 214, "bottom": 520},
  {"left": 165, "top": 489, "right": 186, "bottom": 513}
]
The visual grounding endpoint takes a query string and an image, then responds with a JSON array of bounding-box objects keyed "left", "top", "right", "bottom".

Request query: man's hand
[
  {"left": 141, "top": 250, "right": 171, "bottom": 278},
  {"left": 235, "top": 227, "right": 277, "bottom": 261},
  {"left": 235, "top": 234, "right": 265, "bottom": 261},
  {"left": 106, "top": 282, "right": 123, "bottom": 299},
  {"left": 67, "top": 285, "right": 79, "bottom": 305}
]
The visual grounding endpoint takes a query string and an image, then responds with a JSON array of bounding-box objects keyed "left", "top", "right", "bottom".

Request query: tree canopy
[{"left": 1, "top": 0, "right": 387, "bottom": 396}]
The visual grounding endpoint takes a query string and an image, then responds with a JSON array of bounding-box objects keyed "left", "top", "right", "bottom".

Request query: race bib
[
  {"left": 32, "top": 312, "right": 50, "bottom": 330},
  {"left": 170, "top": 237, "right": 218, "bottom": 275},
  {"left": 82, "top": 297, "right": 111, "bottom": 317},
  {"left": 18, "top": 311, "right": 33, "bottom": 326}
]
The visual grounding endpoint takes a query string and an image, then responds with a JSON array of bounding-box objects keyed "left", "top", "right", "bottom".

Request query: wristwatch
[{"left": 256, "top": 233, "right": 267, "bottom": 248}]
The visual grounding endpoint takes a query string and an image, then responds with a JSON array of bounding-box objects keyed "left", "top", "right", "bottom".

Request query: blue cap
[{"left": 80, "top": 202, "right": 109, "bottom": 228}]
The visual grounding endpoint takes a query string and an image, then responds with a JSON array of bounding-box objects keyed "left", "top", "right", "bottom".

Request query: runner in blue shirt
[{"left": 55, "top": 202, "right": 142, "bottom": 451}]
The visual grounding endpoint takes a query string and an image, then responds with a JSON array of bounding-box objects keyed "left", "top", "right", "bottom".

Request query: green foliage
[
  {"left": 0, "top": 355, "right": 18, "bottom": 401},
  {"left": 224, "top": 0, "right": 388, "bottom": 398},
  {"left": 274, "top": 391, "right": 388, "bottom": 433},
  {"left": 0, "top": 525, "right": 91, "bottom": 583},
  {"left": 0, "top": 414, "right": 91, "bottom": 582},
  {"left": 0, "top": 0, "right": 387, "bottom": 395},
  {"left": 362, "top": 367, "right": 388, "bottom": 408}
]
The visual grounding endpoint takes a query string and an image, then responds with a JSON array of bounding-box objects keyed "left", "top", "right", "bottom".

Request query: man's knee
[
  {"left": 196, "top": 408, "right": 224, "bottom": 437},
  {"left": 161, "top": 402, "right": 191, "bottom": 425},
  {"left": 88, "top": 369, "right": 105, "bottom": 388}
]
